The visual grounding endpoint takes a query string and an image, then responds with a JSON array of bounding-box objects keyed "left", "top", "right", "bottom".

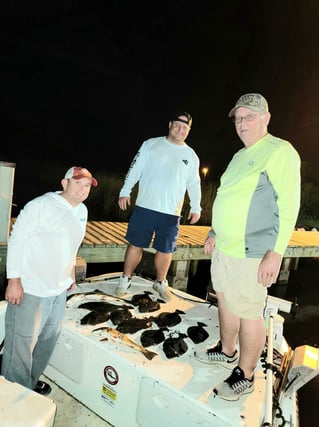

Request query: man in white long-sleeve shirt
[
  {"left": 1, "top": 166, "right": 97, "bottom": 395},
  {"left": 116, "top": 112, "right": 201, "bottom": 300}
]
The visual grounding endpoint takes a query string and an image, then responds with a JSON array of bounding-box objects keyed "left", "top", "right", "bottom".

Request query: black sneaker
[
  {"left": 34, "top": 380, "right": 52, "bottom": 396},
  {"left": 213, "top": 366, "right": 254, "bottom": 401},
  {"left": 194, "top": 340, "right": 238, "bottom": 369}
]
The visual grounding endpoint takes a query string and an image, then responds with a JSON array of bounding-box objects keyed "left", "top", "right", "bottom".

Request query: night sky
[{"left": 1, "top": 1, "right": 319, "bottom": 208}]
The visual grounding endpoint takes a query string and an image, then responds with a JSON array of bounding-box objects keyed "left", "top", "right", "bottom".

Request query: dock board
[{"left": 1, "top": 223, "right": 319, "bottom": 291}]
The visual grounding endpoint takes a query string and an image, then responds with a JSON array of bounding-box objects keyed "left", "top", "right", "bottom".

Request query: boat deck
[{"left": 42, "top": 275, "right": 300, "bottom": 427}]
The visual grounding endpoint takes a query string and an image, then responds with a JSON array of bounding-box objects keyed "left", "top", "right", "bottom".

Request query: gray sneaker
[
  {"left": 115, "top": 275, "right": 132, "bottom": 296},
  {"left": 213, "top": 366, "right": 254, "bottom": 401},
  {"left": 153, "top": 279, "right": 171, "bottom": 301},
  {"left": 194, "top": 340, "right": 238, "bottom": 369}
]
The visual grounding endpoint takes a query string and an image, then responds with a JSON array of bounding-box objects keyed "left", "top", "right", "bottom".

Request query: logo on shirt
[{"left": 182, "top": 160, "right": 188, "bottom": 165}]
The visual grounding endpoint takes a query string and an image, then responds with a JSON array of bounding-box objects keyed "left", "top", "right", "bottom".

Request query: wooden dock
[
  {"left": 1, "top": 222, "right": 319, "bottom": 290},
  {"left": 80, "top": 222, "right": 319, "bottom": 289},
  {"left": 79, "top": 221, "right": 212, "bottom": 263},
  {"left": 79, "top": 221, "right": 319, "bottom": 259}
]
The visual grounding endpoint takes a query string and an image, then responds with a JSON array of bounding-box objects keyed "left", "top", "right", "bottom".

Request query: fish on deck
[
  {"left": 110, "top": 308, "right": 133, "bottom": 325},
  {"left": 187, "top": 322, "right": 209, "bottom": 344},
  {"left": 138, "top": 300, "right": 161, "bottom": 313},
  {"left": 78, "top": 301, "right": 134, "bottom": 326},
  {"left": 124, "top": 291, "right": 157, "bottom": 306},
  {"left": 163, "top": 332, "right": 188, "bottom": 359},
  {"left": 151, "top": 309, "right": 185, "bottom": 327},
  {"left": 120, "top": 291, "right": 163, "bottom": 313},
  {"left": 78, "top": 301, "right": 134, "bottom": 312},
  {"left": 80, "top": 310, "right": 111, "bottom": 326},
  {"left": 140, "top": 327, "right": 169, "bottom": 347},
  {"left": 116, "top": 317, "right": 153, "bottom": 334},
  {"left": 92, "top": 326, "right": 158, "bottom": 361},
  {"left": 67, "top": 289, "right": 111, "bottom": 303}
]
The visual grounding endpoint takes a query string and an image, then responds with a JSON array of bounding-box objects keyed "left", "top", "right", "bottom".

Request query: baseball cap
[
  {"left": 64, "top": 166, "right": 98, "bottom": 187},
  {"left": 228, "top": 93, "right": 269, "bottom": 117},
  {"left": 171, "top": 112, "right": 192, "bottom": 127}
]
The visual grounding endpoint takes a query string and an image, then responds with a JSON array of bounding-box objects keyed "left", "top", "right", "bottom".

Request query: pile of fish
[{"left": 67, "top": 289, "right": 210, "bottom": 360}]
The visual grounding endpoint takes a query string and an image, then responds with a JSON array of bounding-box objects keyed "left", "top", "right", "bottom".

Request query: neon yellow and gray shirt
[{"left": 210, "top": 133, "right": 301, "bottom": 258}]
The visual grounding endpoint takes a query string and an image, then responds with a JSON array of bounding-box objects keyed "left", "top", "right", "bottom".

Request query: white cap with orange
[{"left": 64, "top": 166, "right": 98, "bottom": 187}]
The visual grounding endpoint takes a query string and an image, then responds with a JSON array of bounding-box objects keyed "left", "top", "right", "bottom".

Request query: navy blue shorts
[{"left": 125, "top": 206, "right": 180, "bottom": 253}]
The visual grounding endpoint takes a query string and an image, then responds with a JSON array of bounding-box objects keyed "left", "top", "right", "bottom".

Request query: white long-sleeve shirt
[
  {"left": 119, "top": 136, "right": 201, "bottom": 216},
  {"left": 6, "top": 191, "right": 88, "bottom": 297}
]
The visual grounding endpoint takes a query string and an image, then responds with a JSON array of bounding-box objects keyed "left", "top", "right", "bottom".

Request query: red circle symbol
[{"left": 103, "top": 365, "right": 119, "bottom": 385}]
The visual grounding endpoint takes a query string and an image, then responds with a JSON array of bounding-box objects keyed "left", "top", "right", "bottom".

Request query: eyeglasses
[{"left": 232, "top": 113, "right": 257, "bottom": 124}]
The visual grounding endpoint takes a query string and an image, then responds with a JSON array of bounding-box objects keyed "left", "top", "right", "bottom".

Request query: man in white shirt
[
  {"left": 116, "top": 112, "right": 201, "bottom": 300},
  {"left": 1, "top": 166, "right": 97, "bottom": 395}
]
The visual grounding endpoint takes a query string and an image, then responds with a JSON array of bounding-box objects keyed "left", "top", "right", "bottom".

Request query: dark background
[
  {"left": 1, "top": 1, "right": 319, "bottom": 213},
  {"left": 1, "top": 2, "right": 319, "bottom": 423}
]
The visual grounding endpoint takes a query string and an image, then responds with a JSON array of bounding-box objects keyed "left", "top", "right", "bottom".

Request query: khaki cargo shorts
[{"left": 211, "top": 248, "right": 267, "bottom": 320}]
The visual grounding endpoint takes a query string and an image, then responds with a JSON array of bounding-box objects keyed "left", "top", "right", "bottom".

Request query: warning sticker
[
  {"left": 101, "top": 383, "right": 117, "bottom": 406},
  {"left": 101, "top": 365, "right": 119, "bottom": 406}
]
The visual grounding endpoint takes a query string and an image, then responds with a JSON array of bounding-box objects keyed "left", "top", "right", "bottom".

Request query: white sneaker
[
  {"left": 194, "top": 340, "right": 238, "bottom": 369},
  {"left": 115, "top": 275, "right": 132, "bottom": 296},
  {"left": 213, "top": 366, "right": 254, "bottom": 401},
  {"left": 153, "top": 279, "right": 171, "bottom": 301}
]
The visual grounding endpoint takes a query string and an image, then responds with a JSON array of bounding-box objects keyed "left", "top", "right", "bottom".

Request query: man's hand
[
  {"left": 118, "top": 197, "right": 131, "bottom": 211},
  {"left": 188, "top": 212, "right": 200, "bottom": 224},
  {"left": 258, "top": 250, "right": 282, "bottom": 287},
  {"left": 5, "top": 278, "right": 24, "bottom": 305},
  {"left": 67, "top": 267, "right": 76, "bottom": 292},
  {"left": 67, "top": 282, "right": 76, "bottom": 292},
  {"left": 204, "top": 236, "right": 216, "bottom": 255}
]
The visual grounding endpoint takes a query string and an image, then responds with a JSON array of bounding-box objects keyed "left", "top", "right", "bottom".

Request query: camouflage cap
[{"left": 228, "top": 93, "right": 269, "bottom": 117}]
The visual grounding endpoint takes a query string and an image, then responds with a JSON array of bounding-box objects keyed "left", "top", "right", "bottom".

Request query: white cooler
[{"left": 0, "top": 376, "right": 56, "bottom": 427}]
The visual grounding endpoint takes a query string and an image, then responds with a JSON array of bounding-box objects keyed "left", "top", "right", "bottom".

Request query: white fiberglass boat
[{"left": 1, "top": 273, "right": 318, "bottom": 427}]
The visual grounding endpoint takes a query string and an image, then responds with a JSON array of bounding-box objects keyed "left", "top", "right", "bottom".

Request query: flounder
[
  {"left": 110, "top": 308, "right": 133, "bottom": 325},
  {"left": 163, "top": 332, "right": 188, "bottom": 358},
  {"left": 151, "top": 309, "right": 185, "bottom": 327},
  {"left": 187, "top": 322, "right": 209, "bottom": 344},
  {"left": 80, "top": 311, "right": 110, "bottom": 325},
  {"left": 140, "top": 327, "right": 168, "bottom": 347},
  {"left": 116, "top": 317, "right": 153, "bottom": 334}
]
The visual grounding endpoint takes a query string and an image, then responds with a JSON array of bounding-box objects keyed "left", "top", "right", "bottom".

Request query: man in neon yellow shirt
[{"left": 195, "top": 93, "right": 301, "bottom": 401}]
